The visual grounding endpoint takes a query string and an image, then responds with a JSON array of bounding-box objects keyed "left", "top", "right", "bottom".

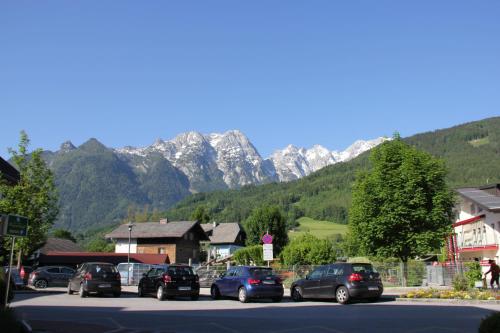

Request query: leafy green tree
[
  {"left": 191, "top": 206, "right": 210, "bottom": 223},
  {"left": 0, "top": 131, "right": 59, "bottom": 260},
  {"left": 244, "top": 205, "right": 288, "bottom": 254},
  {"left": 52, "top": 229, "right": 76, "bottom": 242},
  {"left": 86, "top": 238, "right": 115, "bottom": 252},
  {"left": 348, "top": 136, "right": 454, "bottom": 286},
  {"left": 280, "top": 234, "right": 337, "bottom": 265},
  {"left": 233, "top": 245, "right": 264, "bottom": 266}
]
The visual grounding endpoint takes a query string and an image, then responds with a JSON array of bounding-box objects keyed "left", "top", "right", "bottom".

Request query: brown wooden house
[{"left": 105, "top": 220, "right": 209, "bottom": 264}]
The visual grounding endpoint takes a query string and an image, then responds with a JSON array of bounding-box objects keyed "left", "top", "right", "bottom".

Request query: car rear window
[
  {"left": 168, "top": 266, "right": 194, "bottom": 276},
  {"left": 89, "top": 264, "right": 118, "bottom": 274},
  {"left": 249, "top": 268, "right": 273, "bottom": 278},
  {"left": 351, "top": 264, "right": 377, "bottom": 274}
]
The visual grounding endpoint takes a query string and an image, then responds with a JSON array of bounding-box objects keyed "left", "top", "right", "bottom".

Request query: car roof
[{"left": 82, "top": 262, "right": 115, "bottom": 265}]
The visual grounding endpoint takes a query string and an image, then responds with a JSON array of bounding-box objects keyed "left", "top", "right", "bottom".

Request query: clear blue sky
[{"left": 1, "top": 1, "right": 499, "bottom": 158}]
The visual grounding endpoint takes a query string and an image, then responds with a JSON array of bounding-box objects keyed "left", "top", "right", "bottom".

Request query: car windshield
[
  {"left": 168, "top": 266, "right": 193, "bottom": 276},
  {"left": 351, "top": 264, "right": 377, "bottom": 274},
  {"left": 250, "top": 268, "right": 273, "bottom": 278}
]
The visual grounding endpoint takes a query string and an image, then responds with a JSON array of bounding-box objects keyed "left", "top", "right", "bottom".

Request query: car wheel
[
  {"left": 156, "top": 285, "right": 166, "bottom": 301},
  {"left": 336, "top": 286, "right": 350, "bottom": 305},
  {"left": 291, "top": 286, "right": 303, "bottom": 302},
  {"left": 238, "top": 287, "right": 248, "bottom": 303},
  {"left": 137, "top": 285, "right": 144, "bottom": 297},
  {"left": 79, "top": 284, "right": 87, "bottom": 298},
  {"left": 191, "top": 294, "right": 199, "bottom": 301},
  {"left": 34, "top": 279, "right": 48, "bottom": 289},
  {"left": 67, "top": 283, "right": 73, "bottom": 295},
  {"left": 210, "top": 285, "right": 220, "bottom": 300}
]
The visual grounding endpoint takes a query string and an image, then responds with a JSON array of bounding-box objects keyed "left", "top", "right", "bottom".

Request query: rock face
[{"left": 116, "top": 130, "right": 387, "bottom": 187}]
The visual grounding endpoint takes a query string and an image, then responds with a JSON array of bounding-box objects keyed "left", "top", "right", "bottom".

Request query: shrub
[
  {"left": 233, "top": 245, "right": 264, "bottom": 266},
  {"left": 464, "top": 261, "right": 482, "bottom": 288},
  {"left": 478, "top": 312, "right": 500, "bottom": 333},
  {"left": 280, "top": 233, "right": 337, "bottom": 265},
  {"left": 0, "top": 308, "right": 22, "bottom": 333},
  {"left": 452, "top": 274, "right": 469, "bottom": 292}
]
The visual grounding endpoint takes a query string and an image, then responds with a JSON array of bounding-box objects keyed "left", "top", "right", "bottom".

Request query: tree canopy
[
  {"left": 244, "top": 205, "right": 288, "bottom": 254},
  {"left": 348, "top": 137, "right": 454, "bottom": 269}
]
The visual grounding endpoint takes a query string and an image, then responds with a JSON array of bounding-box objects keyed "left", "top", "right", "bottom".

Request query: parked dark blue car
[{"left": 210, "top": 266, "right": 284, "bottom": 303}]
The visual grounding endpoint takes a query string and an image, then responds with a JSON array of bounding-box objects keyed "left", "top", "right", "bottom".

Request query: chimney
[{"left": 160, "top": 218, "right": 168, "bottom": 224}]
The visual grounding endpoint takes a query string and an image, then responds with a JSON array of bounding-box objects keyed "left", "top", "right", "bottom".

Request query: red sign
[{"left": 262, "top": 233, "right": 273, "bottom": 244}]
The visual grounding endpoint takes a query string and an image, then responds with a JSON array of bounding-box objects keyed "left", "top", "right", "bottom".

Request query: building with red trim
[{"left": 452, "top": 185, "right": 500, "bottom": 274}]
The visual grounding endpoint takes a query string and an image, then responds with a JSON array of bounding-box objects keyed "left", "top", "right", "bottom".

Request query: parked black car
[
  {"left": 29, "top": 266, "right": 75, "bottom": 289},
  {"left": 210, "top": 266, "right": 284, "bottom": 303},
  {"left": 67, "top": 262, "right": 121, "bottom": 298},
  {"left": 291, "top": 263, "right": 383, "bottom": 304},
  {"left": 138, "top": 264, "right": 200, "bottom": 301}
]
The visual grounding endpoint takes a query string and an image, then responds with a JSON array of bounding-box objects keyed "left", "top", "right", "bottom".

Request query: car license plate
[
  {"left": 263, "top": 280, "right": 275, "bottom": 285},
  {"left": 178, "top": 286, "right": 191, "bottom": 291},
  {"left": 99, "top": 284, "right": 111, "bottom": 288},
  {"left": 368, "top": 286, "right": 379, "bottom": 291}
]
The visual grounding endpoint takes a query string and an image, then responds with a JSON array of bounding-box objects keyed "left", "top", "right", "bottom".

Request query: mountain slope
[
  {"left": 165, "top": 117, "right": 500, "bottom": 225},
  {"left": 41, "top": 132, "right": 383, "bottom": 232}
]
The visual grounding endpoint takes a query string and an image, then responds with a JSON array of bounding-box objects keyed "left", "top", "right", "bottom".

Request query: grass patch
[
  {"left": 288, "top": 217, "right": 348, "bottom": 240},
  {"left": 469, "top": 137, "right": 490, "bottom": 147}
]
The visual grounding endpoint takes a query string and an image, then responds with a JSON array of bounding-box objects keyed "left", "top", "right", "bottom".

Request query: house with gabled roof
[
  {"left": 452, "top": 184, "right": 500, "bottom": 273},
  {"left": 105, "top": 219, "right": 209, "bottom": 264},
  {"left": 201, "top": 222, "right": 246, "bottom": 259}
]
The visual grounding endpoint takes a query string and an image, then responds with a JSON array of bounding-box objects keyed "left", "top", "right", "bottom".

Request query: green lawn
[{"left": 288, "top": 217, "right": 348, "bottom": 240}]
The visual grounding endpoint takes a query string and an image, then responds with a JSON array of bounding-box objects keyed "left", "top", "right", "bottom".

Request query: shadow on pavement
[{"left": 13, "top": 302, "right": 497, "bottom": 333}]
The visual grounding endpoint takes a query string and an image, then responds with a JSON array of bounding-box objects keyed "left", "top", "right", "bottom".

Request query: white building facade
[{"left": 453, "top": 186, "right": 500, "bottom": 271}]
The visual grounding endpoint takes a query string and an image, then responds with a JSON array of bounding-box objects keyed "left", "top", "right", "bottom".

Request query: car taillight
[
  {"left": 84, "top": 272, "right": 93, "bottom": 281},
  {"left": 116, "top": 272, "right": 121, "bottom": 281},
  {"left": 275, "top": 277, "right": 282, "bottom": 285},
  {"left": 348, "top": 273, "right": 363, "bottom": 282},
  {"left": 20, "top": 267, "right": 25, "bottom": 279},
  {"left": 248, "top": 278, "right": 261, "bottom": 285},
  {"left": 162, "top": 274, "right": 172, "bottom": 283}
]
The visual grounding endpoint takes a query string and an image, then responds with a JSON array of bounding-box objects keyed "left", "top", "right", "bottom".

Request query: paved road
[{"left": 11, "top": 290, "right": 500, "bottom": 333}]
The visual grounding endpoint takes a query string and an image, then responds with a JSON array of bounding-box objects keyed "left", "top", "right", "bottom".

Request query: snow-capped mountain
[
  {"left": 116, "top": 130, "right": 387, "bottom": 188},
  {"left": 268, "top": 138, "right": 388, "bottom": 181}
]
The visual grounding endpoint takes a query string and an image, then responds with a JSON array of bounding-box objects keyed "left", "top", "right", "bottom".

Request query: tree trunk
[{"left": 401, "top": 259, "right": 408, "bottom": 287}]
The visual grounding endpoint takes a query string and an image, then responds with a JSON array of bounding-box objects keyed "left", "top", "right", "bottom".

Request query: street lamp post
[{"left": 127, "top": 222, "right": 134, "bottom": 286}]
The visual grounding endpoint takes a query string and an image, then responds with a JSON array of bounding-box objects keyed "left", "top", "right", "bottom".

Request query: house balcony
[{"left": 458, "top": 244, "right": 498, "bottom": 253}]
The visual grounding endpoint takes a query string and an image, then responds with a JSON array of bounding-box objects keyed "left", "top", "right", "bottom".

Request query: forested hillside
[{"left": 166, "top": 117, "right": 500, "bottom": 225}]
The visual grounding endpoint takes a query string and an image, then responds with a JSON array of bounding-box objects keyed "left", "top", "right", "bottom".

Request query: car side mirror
[{"left": 306, "top": 274, "right": 310, "bottom": 280}]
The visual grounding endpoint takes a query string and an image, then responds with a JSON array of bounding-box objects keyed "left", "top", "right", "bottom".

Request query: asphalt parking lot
[{"left": 10, "top": 287, "right": 500, "bottom": 333}]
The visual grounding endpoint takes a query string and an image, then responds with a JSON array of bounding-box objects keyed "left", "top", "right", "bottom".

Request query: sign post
[
  {"left": 1, "top": 214, "right": 28, "bottom": 308},
  {"left": 262, "top": 233, "right": 273, "bottom": 267}
]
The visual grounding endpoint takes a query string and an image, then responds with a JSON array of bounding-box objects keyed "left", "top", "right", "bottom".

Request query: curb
[{"left": 395, "top": 297, "right": 500, "bottom": 305}]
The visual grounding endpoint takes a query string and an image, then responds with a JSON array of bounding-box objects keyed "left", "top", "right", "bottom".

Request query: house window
[
  {"left": 484, "top": 226, "right": 487, "bottom": 245},
  {"left": 189, "top": 232, "right": 194, "bottom": 241},
  {"left": 158, "top": 248, "right": 166, "bottom": 254}
]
